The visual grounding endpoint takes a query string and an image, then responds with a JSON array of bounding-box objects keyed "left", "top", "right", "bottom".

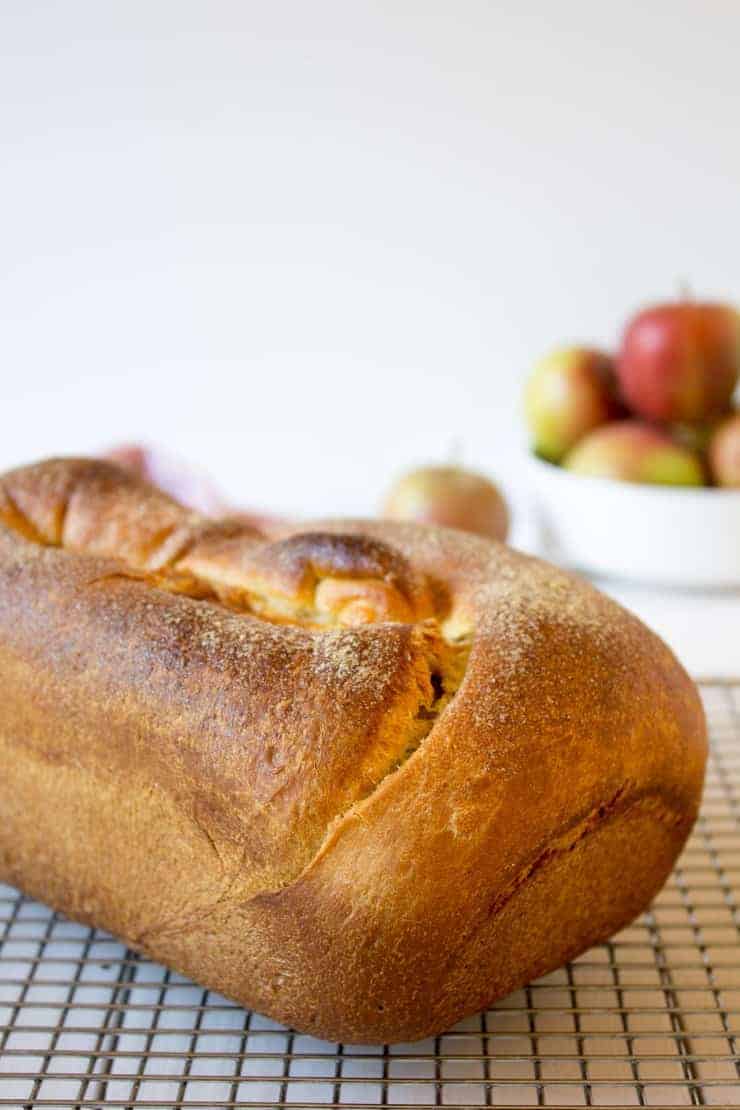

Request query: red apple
[
  {"left": 524, "top": 347, "right": 621, "bottom": 463},
  {"left": 617, "top": 301, "right": 740, "bottom": 422},
  {"left": 383, "top": 464, "right": 509, "bottom": 541},
  {"left": 564, "top": 420, "right": 705, "bottom": 486},
  {"left": 708, "top": 412, "right": 740, "bottom": 487}
]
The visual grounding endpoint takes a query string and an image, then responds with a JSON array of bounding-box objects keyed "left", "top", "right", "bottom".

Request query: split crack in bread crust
[{"left": 0, "top": 458, "right": 707, "bottom": 1043}]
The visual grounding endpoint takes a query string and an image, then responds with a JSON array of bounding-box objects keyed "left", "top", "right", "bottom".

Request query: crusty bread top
[{"left": 0, "top": 458, "right": 707, "bottom": 914}]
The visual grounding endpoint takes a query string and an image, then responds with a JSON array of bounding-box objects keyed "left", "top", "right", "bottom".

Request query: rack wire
[{"left": 1, "top": 681, "right": 739, "bottom": 1109}]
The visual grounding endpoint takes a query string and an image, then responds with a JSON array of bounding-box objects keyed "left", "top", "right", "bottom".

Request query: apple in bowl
[
  {"left": 617, "top": 301, "right": 740, "bottom": 423},
  {"left": 524, "top": 297, "right": 740, "bottom": 585},
  {"left": 524, "top": 347, "right": 622, "bottom": 463},
  {"left": 708, "top": 412, "right": 740, "bottom": 488},
  {"left": 564, "top": 421, "right": 705, "bottom": 486}
]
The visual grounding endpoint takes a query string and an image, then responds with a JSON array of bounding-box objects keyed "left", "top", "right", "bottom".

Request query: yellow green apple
[
  {"left": 524, "top": 347, "right": 621, "bottom": 463},
  {"left": 564, "top": 421, "right": 705, "bottom": 486},
  {"left": 383, "top": 464, "right": 509, "bottom": 541}
]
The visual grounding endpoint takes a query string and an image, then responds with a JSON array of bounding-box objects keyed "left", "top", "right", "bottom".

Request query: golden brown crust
[{"left": 0, "top": 458, "right": 707, "bottom": 1042}]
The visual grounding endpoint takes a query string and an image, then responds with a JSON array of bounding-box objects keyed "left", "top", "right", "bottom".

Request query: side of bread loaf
[{"left": 0, "top": 459, "right": 706, "bottom": 1042}]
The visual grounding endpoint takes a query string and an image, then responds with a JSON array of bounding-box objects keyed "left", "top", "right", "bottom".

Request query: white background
[{"left": 2, "top": 0, "right": 740, "bottom": 516}]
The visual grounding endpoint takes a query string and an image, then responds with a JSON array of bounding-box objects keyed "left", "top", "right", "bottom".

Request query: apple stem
[
  {"left": 678, "top": 279, "right": 694, "bottom": 302},
  {"left": 448, "top": 438, "right": 463, "bottom": 465}
]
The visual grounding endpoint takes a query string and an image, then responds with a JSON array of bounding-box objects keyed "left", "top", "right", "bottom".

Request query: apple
[
  {"left": 524, "top": 347, "right": 621, "bottom": 463},
  {"left": 617, "top": 301, "right": 740, "bottom": 422},
  {"left": 383, "top": 464, "right": 509, "bottom": 541},
  {"left": 669, "top": 419, "right": 718, "bottom": 457},
  {"left": 564, "top": 420, "right": 705, "bottom": 486},
  {"left": 708, "top": 412, "right": 740, "bottom": 487}
]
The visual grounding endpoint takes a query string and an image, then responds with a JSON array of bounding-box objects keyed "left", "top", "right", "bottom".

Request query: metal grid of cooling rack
[{"left": 1, "top": 682, "right": 740, "bottom": 1109}]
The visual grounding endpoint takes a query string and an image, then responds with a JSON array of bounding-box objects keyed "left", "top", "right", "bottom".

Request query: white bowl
[{"left": 527, "top": 455, "right": 740, "bottom": 587}]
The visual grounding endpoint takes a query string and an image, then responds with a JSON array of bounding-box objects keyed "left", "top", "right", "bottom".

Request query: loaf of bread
[{"left": 0, "top": 458, "right": 706, "bottom": 1043}]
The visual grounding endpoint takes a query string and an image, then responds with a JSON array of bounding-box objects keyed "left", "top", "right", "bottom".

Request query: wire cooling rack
[{"left": 1, "top": 682, "right": 740, "bottom": 1110}]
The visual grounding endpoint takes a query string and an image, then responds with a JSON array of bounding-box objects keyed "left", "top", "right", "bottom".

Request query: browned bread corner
[{"left": 0, "top": 458, "right": 707, "bottom": 1042}]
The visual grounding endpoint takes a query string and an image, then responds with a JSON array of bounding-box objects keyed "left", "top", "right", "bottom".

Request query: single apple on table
[
  {"left": 564, "top": 420, "right": 705, "bottom": 486},
  {"left": 524, "top": 347, "right": 621, "bottom": 463},
  {"left": 617, "top": 300, "right": 740, "bottom": 423},
  {"left": 383, "top": 464, "right": 509, "bottom": 542},
  {"left": 708, "top": 412, "right": 740, "bottom": 487}
]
